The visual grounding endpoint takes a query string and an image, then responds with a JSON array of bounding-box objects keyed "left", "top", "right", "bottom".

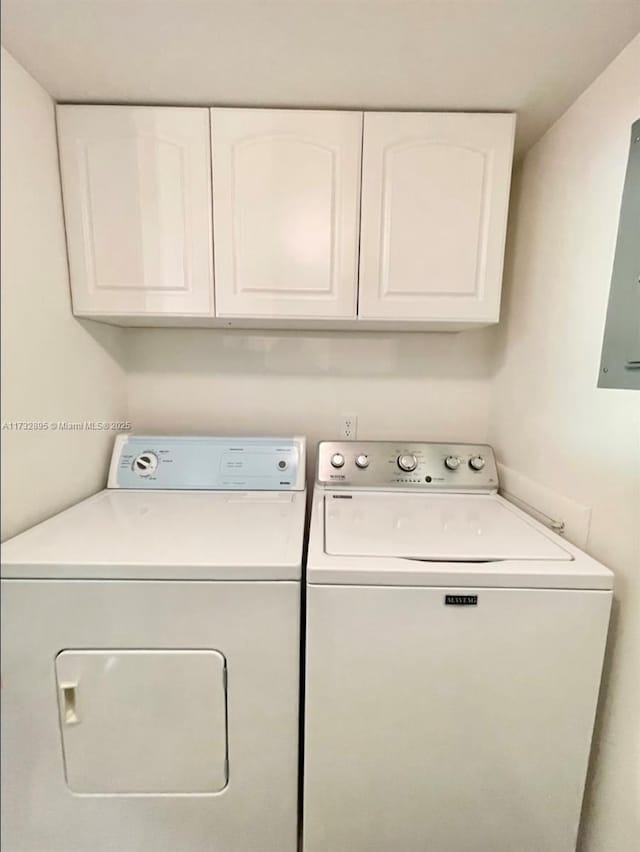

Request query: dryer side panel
[{"left": 1, "top": 579, "right": 300, "bottom": 852}]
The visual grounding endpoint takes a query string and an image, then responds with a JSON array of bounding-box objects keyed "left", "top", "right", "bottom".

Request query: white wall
[
  {"left": 126, "top": 328, "right": 497, "bottom": 471},
  {"left": 3, "top": 0, "right": 640, "bottom": 155},
  {"left": 489, "top": 35, "right": 640, "bottom": 851},
  {"left": 0, "top": 48, "right": 128, "bottom": 540}
]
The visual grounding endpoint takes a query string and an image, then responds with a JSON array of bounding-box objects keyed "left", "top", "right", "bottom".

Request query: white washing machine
[
  {"left": 1, "top": 435, "right": 306, "bottom": 852},
  {"left": 303, "top": 441, "right": 613, "bottom": 852}
]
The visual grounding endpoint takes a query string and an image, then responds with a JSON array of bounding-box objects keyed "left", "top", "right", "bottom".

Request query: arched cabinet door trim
[
  {"left": 57, "top": 105, "right": 214, "bottom": 318},
  {"left": 359, "top": 112, "right": 516, "bottom": 323},
  {"left": 211, "top": 108, "right": 362, "bottom": 319}
]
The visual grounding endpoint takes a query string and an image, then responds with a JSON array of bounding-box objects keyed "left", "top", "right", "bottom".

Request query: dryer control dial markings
[{"left": 133, "top": 452, "right": 158, "bottom": 476}]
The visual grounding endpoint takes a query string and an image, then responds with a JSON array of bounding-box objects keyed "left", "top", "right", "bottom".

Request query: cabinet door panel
[
  {"left": 57, "top": 106, "right": 214, "bottom": 317},
  {"left": 212, "top": 109, "right": 362, "bottom": 318},
  {"left": 359, "top": 112, "right": 515, "bottom": 322}
]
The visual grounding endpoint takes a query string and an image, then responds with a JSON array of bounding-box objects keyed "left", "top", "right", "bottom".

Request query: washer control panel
[
  {"left": 108, "top": 435, "right": 306, "bottom": 490},
  {"left": 317, "top": 441, "right": 498, "bottom": 491}
]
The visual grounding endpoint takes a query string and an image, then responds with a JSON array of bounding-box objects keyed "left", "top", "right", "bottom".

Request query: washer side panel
[{"left": 303, "top": 584, "right": 611, "bottom": 852}]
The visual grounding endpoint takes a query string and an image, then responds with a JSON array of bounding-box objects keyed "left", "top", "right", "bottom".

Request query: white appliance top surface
[
  {"left": 309, "top": 489, "right": 613, "bottom": 590},
  {"left": 325, "top": 491, "right": 572, "bottom": 562},
  {"left": 1, "top": 489, "right": 306, "bottom": 580}
]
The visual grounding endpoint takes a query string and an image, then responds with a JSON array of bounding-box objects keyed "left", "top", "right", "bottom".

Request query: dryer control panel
[
  {"left": 317, "top": 441, "right": 498, "bottom": 492},
  {"left": 108, "top": 435, "right": 306, "bottom": 490}
]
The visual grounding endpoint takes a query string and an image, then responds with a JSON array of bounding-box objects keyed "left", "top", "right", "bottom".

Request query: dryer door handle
[{"left": 60, "top": 682, "right": 80, "bottom": 725}]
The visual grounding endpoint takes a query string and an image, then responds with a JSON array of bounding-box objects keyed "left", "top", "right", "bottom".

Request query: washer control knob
[
  {"left": 469, "top": 455, "right": 486, "bottom": 471},
  {"left": 397, "top": 454, "right": 418, "bottom": 472},
  {"left": 133, "top": 451, "right": 158, "bottom": 476},
  {"left": 330, "top": 452, "right": 345, "bottom": 469},
  {"left": 355, "top": 454, "right": 369, "bottom": 469},
  {"left": 444, "top": 455, "right": 461, "bottom": 471}
]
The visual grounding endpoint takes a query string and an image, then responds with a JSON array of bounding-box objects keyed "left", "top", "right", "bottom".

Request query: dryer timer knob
[
  {"left": 330, "top": 453, "right": 345, "bottom": 469},
  {"left": 469, "top": 455, "right": 486, "bottom": 471},
  {"left": 444, "top": 456, "right": 461, "bottom": 471},
  {"left": 133, "top": 451, "right": 158, "bottom": 476}
]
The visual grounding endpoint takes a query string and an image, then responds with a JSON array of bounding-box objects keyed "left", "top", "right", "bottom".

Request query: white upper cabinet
[
  {"left": 211, "top": 109, "right": 362, "bottom": 318},
  {"left": 57, "top": 106, "right": 214, "bottom": 318},
  {"left": 56, "top": 106, "right": 515, "bottom": 329},
  {"left": 358, "top": 113, "right": 516, "bottom": 323}
]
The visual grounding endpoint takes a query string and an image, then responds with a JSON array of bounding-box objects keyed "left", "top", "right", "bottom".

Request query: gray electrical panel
[{"left": 598, "top": 118, "right": 640, "bottom": 390}]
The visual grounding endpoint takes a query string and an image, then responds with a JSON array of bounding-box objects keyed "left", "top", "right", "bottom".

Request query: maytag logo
[{"left": 445, "top": 594, "right": 478, "bottom": 606}]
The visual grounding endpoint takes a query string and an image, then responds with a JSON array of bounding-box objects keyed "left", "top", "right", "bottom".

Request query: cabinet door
[
  {"left": 211, "top": 109, "right": 362, "bottom": 318},
  {"left": 359, "top": 113, "right": 515, "bottom": 323},
  {"left": 57, "top": 106, "right": 214, "bottom": 317}
]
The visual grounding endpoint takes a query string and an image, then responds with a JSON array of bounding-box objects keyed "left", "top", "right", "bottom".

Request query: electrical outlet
[{"left": 340, "top": 414, "right": 358, "bottom": 440}]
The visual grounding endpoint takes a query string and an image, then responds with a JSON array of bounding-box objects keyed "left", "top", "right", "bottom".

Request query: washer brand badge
[{"left": 445, "top": 594, "right": 478, "bottom": 606}]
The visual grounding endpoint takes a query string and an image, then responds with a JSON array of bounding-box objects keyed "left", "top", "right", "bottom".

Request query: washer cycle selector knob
[
  {"left": 133, "top": 452, "right": 158, "bottom": 476},
  {"left": 330, "top": 453, "right": 345, "bottom": 469},
  {"left": 469, "top": 455, "right": 486, "bottom": 471},
  {"left": 355, "top": 454, "right": 369, "bottom": 469},
  {"left": 444, "top": 456, "right": 460, "bottom": 471},
  {"left": 397, "top": 454, "right": 418, "bottom": 472}
]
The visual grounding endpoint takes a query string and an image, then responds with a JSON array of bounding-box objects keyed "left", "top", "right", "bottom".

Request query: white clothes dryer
[
  {"left": 303, "top": 440, "right": 613, "bottom": 852},
  {"left": 1, "top": 435, "right": 306, "bottom": 852}
]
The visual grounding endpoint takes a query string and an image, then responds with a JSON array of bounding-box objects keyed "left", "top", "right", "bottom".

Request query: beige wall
[
  {"left": 489, "top": 35, "right": 640, "bottom": 850},
  {"left": 125, "top": 327, "right": 497, "bottom": 468},
  {"left": 2, "top": 34, "right": 639, "bottom": 849},
  {"left": 0, "top": 48, "right": 128, "bottom": 540}
]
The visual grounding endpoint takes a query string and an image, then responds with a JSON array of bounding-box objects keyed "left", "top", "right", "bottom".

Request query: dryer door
[{"left": 56, "top": 649, "right": 227, "bottom": 794}]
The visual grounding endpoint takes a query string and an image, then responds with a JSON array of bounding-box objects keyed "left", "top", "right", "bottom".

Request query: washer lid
[
  {"left": 324, "top": 492, "right": 572, "bottom": 562},
  {"left": 1, "top": 489, "right": 306, "bottom": 580}
]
